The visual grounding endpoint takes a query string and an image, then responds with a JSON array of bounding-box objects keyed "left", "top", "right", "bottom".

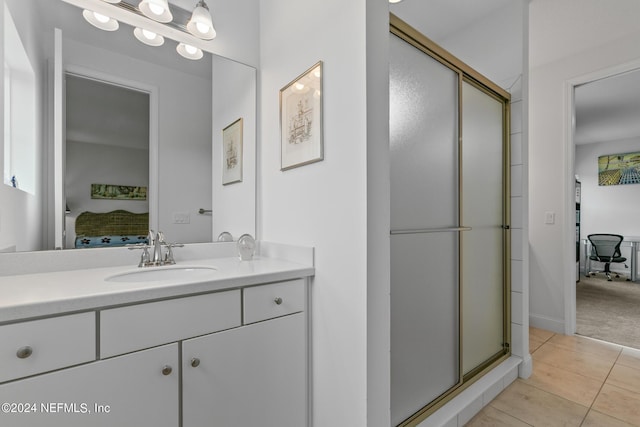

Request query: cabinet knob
[
  {"left": 162, "top": 365, "right": 173, "bottom": 376},
  {"left": 190, "top": 358, "right": 200, "bottom": 368},
  {"left": 16, "top": 346, "right": 33, "bottom": 359},
  {"left": 274, "top": 297, "right": 283, "bottom": 305}
]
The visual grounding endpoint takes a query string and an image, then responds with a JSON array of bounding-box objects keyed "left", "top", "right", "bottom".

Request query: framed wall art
[
  {"left": 222, "top": 118, "right": 243, "bottom": 185},
  {"left": 90, "top": 184, "right": 147, "bottom": 200},
  {"left": 280, "top": 61, "right": 323, "bottom": 171},
  {"left": 598, "top": 151, "right": 640, "bottom": 186}
]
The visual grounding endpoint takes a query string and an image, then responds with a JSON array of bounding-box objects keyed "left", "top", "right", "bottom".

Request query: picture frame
[
  {"left": 280, "top": 61, "right": 323, "bottom": 171},
  {"left": 222, "top": 118, "right": 243, "bottom": 185},
  {"left": 598, "top": 151, "right": 640, "bottom": 186},
  {"left": 90, "top": 184, "right": 147, "bottom": 200}
]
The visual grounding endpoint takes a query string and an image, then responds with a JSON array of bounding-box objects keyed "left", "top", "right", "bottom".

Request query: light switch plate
[
  {"left": 544, "top": 211, "right": 555, "bottom": 224},
  {"left": 173, "top": 212, "right": 190, "bottom": 224}
]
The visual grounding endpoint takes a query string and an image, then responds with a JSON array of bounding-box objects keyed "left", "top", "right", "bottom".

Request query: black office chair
[{"left": 587, "top": 234, "right": 630, "bottom": 281}]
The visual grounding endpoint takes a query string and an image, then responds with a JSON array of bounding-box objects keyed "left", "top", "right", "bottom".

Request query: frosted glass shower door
[
  {"left": 390, "top": 33, "right": 460, "bottom": 426},
  {"left": 461, "top": 81, "right": 506, "bottom": 375}
]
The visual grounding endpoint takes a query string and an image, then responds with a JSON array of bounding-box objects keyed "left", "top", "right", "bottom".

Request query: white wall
[
  {"left": 576, "top": 138, "right": 640, "bottom": 238},
  {"left": 259, "top": 0, "right": 373, "bottom": 425},
  {"left": 576, "top": 138, "right": 640, "bottom": 273},
  {"left": 0, "top": 0, "right": 45, "bottom": 252},
  {"left": 529, "top": 0, "right": 640, "bottom": 332}
]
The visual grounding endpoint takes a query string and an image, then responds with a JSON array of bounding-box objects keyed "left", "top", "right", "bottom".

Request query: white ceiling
[
  {"left": 529, "top": 0, "right": 640, "bottom": 69},
  {"left": 66, "top": 74, "right": 150, "bottom": 150},
  {"left": 390, "top": 0, "right": 513, "bottom": 42}
]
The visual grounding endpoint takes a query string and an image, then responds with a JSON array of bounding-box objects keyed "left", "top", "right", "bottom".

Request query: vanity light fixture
[
  {"left": 134, "top": 27, "right": 165, "bottom": 46},
  {"left": 138, "top": 0, "right": 173, "bottom": 23},
  {"left": 186, "top": 0, "right": 216, "bottom": 40},
  {"left": 80, "top": 1, "right": 210, "bottom": 60},
  {"left": 389, "top": 0, "right": 404, "bottom": 3},
  {"left": 82, "top": 9, "right": 119, "bottom": 31},
  {"left": 176, "top": 42, "right": 203, "bottom": 60}
]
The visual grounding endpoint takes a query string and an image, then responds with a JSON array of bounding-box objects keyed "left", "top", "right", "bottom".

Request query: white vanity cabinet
[
  {"left": 183, "top": 280, "right": 307, "bottom": 426},
  {"left": 0, "top": 277, "right": 309, "bottom": 427},
  {"left": 0, "top": 344, "right": 179, "bottom": 427}
]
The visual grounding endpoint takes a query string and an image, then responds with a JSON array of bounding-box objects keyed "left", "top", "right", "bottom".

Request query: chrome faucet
[
  {"left": 151, "top": 230, "right": 164, "bottom": 265},
  {"left": 128, "top": 230, "right": 183, "bottom": 267}
]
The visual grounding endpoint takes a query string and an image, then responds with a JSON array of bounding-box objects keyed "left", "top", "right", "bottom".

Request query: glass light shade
[
  {"left": 82, "top": 10, "right": 119, "bottom": 31},
  {"left": 139, "top": 0, "right": 173, "bottom": 23},
  {"left": 389, "top": 0, "right": 404, "bottom": 3},
  {"left": 176, "top": 43, "right": 203, "bottom": 60},
  {"left": 134, "top": 27, "right": 165, "bottom": 46},
  {"left": 186, "top": 1, "right": 216, "bottom": 40}
]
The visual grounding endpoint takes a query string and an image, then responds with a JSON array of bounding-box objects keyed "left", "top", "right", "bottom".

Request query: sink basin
[{"left": 106, "top": 266, "right": 218, "bottom": 283}]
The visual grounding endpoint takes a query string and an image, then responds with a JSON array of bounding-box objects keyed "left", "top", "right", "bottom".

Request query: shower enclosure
[{"left": 390, "top": 15, "right": 511, "bottom": 426}]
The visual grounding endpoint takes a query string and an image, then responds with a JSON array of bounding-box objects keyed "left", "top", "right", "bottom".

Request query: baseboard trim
[
  {"left": 518, "top": 353, "right": 533, "bottom": 379},
  {"left": 529, "top": 314, "right": 564, "bottom": 334}
]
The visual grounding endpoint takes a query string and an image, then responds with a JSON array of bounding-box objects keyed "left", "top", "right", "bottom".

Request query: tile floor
[{"left": 466, "top": 327, "right": 640, "bottom": 426}]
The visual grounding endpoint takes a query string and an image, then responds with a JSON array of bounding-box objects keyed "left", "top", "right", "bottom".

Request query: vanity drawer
[
  {"left": 0, "top": 312, "right": 96, "bottom": 383},
  {"left": 100, "top": 290, "right": 241, "bottom": 358},
  {"left": 243, "top": 279, "right": 305, "bottom": 324}
]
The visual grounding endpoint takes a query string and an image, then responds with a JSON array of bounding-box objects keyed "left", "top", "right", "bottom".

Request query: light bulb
[
  {"left": 134, "top": 27, "right": 164, "bottom": 46},
  {"left": 177, "top": 43, "right": 203, "bottom": 60},
  {"left": 196, "top": 22, "right": 210, "bottom": 34},
  {"left": 295, "top": 83, "right": 305, "bottom": 91},
  {"left": 148, "top": 3, "right": 165, "bottom": 15},
  {"left": 83, "top": 9, "right": 119, "bottom": 31},
  {"left": 139, "top": 0, "right": 173, "bottom": 23},
  {"left": 187, "top": 1, "right": 216, "bottom": 40},
  {"left": 93, "top": 12, "right": 110, "bottom": 24},
  {"left": 142, "top": 29, "right": 156, "bottom": 40}
]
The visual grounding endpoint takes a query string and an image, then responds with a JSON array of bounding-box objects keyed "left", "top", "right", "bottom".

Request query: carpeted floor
[{"left": 576, "top": 273, "right": 640, "bottom": 349}]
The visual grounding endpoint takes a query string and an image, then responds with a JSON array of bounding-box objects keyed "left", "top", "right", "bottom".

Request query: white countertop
[{"left": 0, "top": 256, "right": 314, "bottom": 324}]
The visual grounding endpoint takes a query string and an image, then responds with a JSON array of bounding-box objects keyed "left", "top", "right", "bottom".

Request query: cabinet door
[
  {"left": 0, "top": 344, "right": 178, "bottom": 427},
  {"left": 183, "top": 313, "right": 307, "bottom": 427}
]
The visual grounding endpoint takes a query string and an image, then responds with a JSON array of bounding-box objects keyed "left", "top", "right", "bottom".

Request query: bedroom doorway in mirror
[{"left": 63, "top": 72, "right": 153, "bottom": 250}]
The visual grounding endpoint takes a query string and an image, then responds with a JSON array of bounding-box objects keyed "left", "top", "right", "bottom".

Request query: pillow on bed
[{"left": 75, "top": 235, "right": 149, "bottom": 249}]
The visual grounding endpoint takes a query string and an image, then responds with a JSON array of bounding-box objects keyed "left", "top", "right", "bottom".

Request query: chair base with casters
[
  {"left": 586, "top": 233, "right": 630, "bottom": 282},
  {"left": 586, "top": 264, "right": 630, "bottom": 281}
]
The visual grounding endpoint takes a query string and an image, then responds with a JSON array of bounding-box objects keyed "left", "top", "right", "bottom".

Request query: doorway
[
  {"left": 64, "top": 73, "right": 150, "bottom": 249},
  {"left": 570, "top": 65, "right": 640, "bottom": 350}
]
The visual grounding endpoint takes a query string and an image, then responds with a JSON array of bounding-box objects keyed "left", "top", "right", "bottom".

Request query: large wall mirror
[{"left": 0, "top": 0, "right": 256, "bottom": 252}]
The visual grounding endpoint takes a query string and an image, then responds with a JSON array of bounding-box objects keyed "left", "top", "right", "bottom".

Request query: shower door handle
[{"left": 390, "top": 226, "right": 472, "bottom": 235}]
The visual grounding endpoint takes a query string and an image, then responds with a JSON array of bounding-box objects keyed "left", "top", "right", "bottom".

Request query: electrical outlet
[
  {"left": 544, "top": 211, "right": 555, "bottom": 225},
  {"left": 173, "top": 212, "right": 190, "bottom": 224}
]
